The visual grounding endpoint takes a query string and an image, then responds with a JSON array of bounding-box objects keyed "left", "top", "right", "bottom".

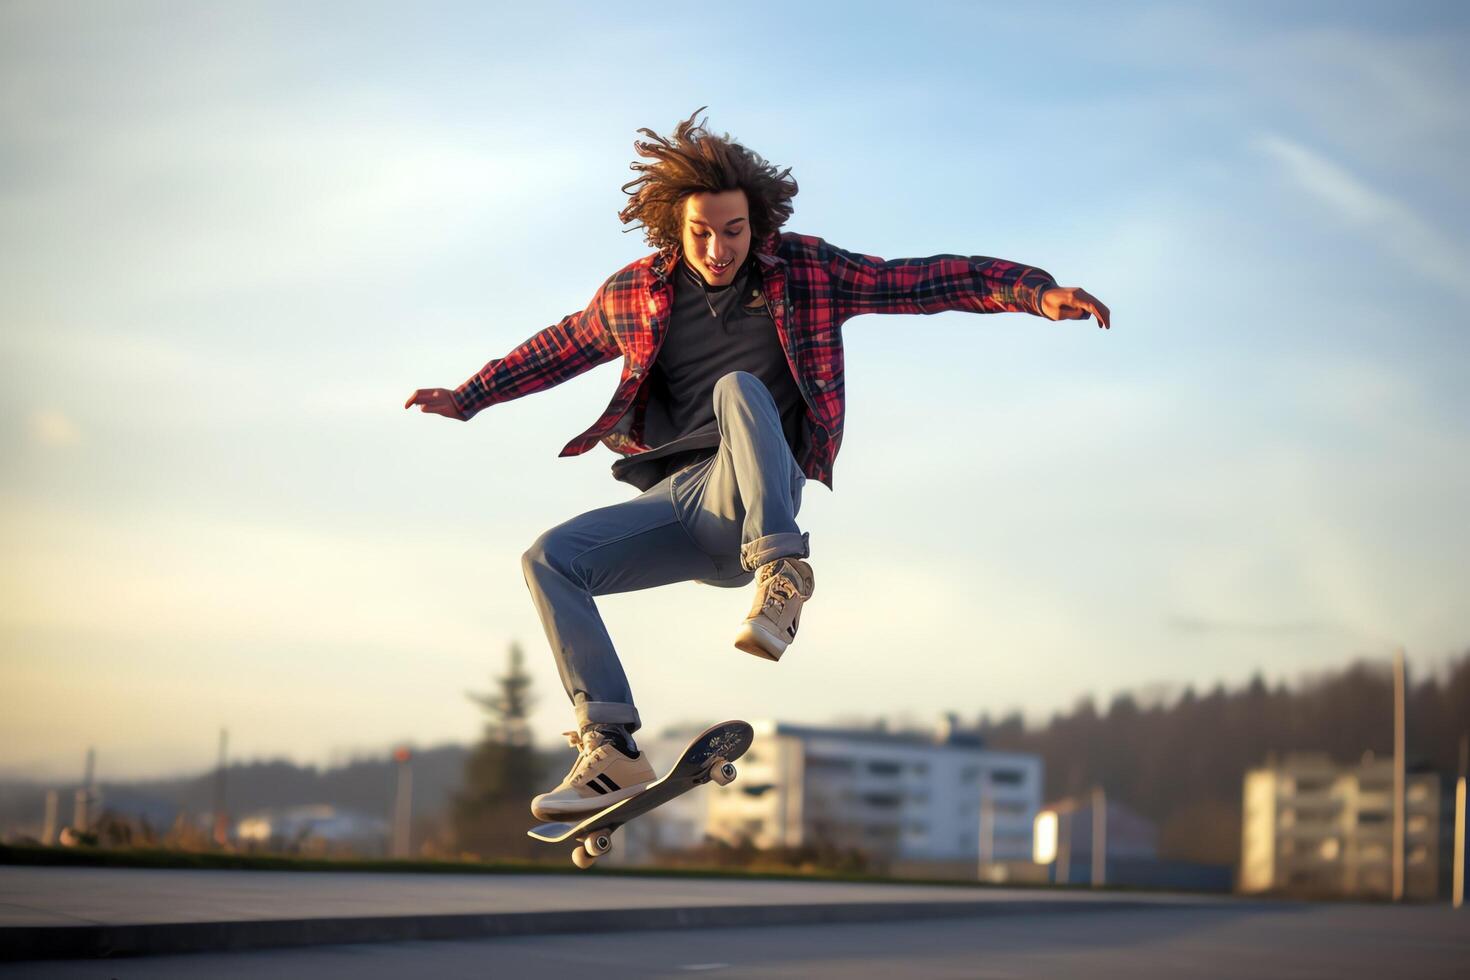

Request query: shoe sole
[{"left": 734, "top": 621, "right": 787, "bottom": 661}]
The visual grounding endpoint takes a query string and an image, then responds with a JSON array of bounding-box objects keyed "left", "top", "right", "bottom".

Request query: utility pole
[
  {"left": 1454, "top": 733, "right": 1467, "bottom": 910},
  {"left": 72, "top": 748, "right": 95, "bottom": 832},
  {"left": 977, "top": 777, "right": 995, "bottom": 876},
  {"left": 1091, "top": 785, "right": 1107, "bottom": 888},
  {"left": 1392, "top": 649, "right": 1406, "bottom": 903},
  {"left": 41, "top": 790, "right": 58, "bottom": 845},
  {"left": 392, "top": 746, "right": 413, "bottom": 859},
  {"left": 212, "top": 728, "right": 229, "bottom": 847},
  {"left": 1056, "top": 807, "right": 1073, "bottom": 887}
]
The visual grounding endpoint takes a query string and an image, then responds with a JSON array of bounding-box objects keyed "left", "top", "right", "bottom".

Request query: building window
[
  {"left": 989, "top": 769, "right": 1025, "bottom": 785},
  {"left": 808, "top": 757, "right": 854, "bottom": 774},
  {"left": 861, "top": 792, "right": 902, "bottom": 808},
  {"left": 867, "top": 761, "right": 902, "bottom": 777}
]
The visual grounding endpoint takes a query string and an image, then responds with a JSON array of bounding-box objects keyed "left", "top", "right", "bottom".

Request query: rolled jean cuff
[
  {"left": 575, "top": 698, "right": 642, "bottom": 734},
  {"left": 741, "top": 531, "right": 809, "bottom": 572}
]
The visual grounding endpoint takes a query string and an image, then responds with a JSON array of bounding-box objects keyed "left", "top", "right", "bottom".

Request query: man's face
[{"left": 680, "top": 189, "right": 751, "bottom": 286}]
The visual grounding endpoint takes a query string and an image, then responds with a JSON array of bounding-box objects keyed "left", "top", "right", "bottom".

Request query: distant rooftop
[{"left": 759, "top": 721, "right": 982, "bottom": 749}]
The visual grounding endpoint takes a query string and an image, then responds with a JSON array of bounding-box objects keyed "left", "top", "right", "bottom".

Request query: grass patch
[{"left": 0, "top": 843, "right": 1032, "bottom": 889}]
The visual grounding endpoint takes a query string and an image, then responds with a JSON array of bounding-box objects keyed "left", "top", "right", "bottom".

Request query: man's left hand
[{"left": 1040, "top": 286, "right": 1110, "bottom": 329}]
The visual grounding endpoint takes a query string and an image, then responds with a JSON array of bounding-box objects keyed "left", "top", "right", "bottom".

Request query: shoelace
[
  {"left": 559, "top": 730, "right": 607, "bottom": 785},
  {"left": 761, "top": 565, "right": 798, "bottom": 613}
]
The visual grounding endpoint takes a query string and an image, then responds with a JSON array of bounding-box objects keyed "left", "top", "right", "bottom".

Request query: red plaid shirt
[{"left": 454, "top": 232, "right": 1055, "bottom": 488}]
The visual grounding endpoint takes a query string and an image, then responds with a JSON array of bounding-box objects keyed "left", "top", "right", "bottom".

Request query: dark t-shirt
[{"left": 611, "top": 258, "right": 806, "bottom": 490}]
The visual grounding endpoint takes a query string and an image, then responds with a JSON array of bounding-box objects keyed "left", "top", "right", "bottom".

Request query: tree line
[{"left": 977, "top": 650, "right": 1470, "bottom": 864}]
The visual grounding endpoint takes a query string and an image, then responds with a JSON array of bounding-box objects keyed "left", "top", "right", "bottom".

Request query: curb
[{"left": 2, "top": 898, "right": 1209, "bottom": 961}]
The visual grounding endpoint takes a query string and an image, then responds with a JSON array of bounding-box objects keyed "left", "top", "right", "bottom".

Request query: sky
[{"left": 2, "top": 1, "right": 1467, "bottom": 781}]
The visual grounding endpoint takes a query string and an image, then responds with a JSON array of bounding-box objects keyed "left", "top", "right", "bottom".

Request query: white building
[
  {"left": 650, "top": 718, "right": 1040, "bottom": 875},
  {"left": 1240, "top": 752, "right": 1440, "bottom": 899}
]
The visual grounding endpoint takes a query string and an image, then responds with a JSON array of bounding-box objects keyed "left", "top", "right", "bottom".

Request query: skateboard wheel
[
  {"left": 711, "top": 761, "right": 737, "bottom": 786},
  {"left": 586, "top": 834, "right": 612, "bottom": 857},
  {"left": 572, "top": 847, "right": 597, "bottom": 869}
]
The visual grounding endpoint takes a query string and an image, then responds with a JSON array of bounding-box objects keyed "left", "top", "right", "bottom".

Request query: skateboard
[{"left": 527, "top": 719, "right": 753, "bottom": 868}]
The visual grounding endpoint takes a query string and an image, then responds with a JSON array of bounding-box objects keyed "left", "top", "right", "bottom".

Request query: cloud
[
  {"left": 1257, "top": 132, "right": 1470, "bottom": 300},
  {"left": 1257, "top": 134, "right": 1395, "bottom": 223},
  {"left": 27, "top": 409, "right": 81, "bottom": 447}
]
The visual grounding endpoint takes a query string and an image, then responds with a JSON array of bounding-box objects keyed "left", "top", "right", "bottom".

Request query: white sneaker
[
  {"left": 734, "top": 557, "right": 815, "bottom": 661},
  {"left": 530, "top": 728, "right": 656, "bottom": 821}
]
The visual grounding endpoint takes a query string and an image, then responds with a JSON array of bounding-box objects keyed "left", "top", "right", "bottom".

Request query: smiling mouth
[{"left": 707, "top": 258, "right": 733, "bottom": 274}]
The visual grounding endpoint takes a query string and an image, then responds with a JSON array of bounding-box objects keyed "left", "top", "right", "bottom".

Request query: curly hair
[{"left": 619, "top": 108, "right": 798, "bottom": 251}]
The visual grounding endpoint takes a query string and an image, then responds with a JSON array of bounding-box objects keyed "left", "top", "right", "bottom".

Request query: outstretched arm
[
  {"left": 404, "top": 284, "right": 621, "bottom": 422},
  {"left": 816, "top": 238, "right": 1108, "bottom": 328}
]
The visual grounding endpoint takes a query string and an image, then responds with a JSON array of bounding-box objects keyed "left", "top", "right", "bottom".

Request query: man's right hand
[
  {"left": 404, "top": 388, "right": 466, "bottom": 420},
  {"left": 1040, "top": 286, "right": 1111, "bottom": 330}
]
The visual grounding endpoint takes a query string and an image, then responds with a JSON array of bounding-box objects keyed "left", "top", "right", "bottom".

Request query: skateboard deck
[{"left": 528, "top": 719, "right": 753, "bottom": 868}]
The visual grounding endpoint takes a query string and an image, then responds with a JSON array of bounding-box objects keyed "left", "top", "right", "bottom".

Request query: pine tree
[
  {"left": 469, "top": 642, "right": 534, "bottom": 749},
  {"left": 451, "top": 643, "right": 544, "bottom": 859}
]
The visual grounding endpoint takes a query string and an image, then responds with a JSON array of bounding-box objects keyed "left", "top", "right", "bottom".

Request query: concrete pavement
[
  {"left": 5, "top": 903, "right": 1465, "bottom": 979},
  {"left": 0, "top": 866, "right": 1244, "bottom": 960}
]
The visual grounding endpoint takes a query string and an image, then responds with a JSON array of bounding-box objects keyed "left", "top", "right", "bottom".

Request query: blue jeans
[{"left": 521, "top": 372, "right": 809, "bottom": 733}]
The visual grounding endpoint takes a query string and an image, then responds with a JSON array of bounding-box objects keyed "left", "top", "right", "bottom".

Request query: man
[{"left": 406, "top": 109, "right": 1109, "bottom": 820}]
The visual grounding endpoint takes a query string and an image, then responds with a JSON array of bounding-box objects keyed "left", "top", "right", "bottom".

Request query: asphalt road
[{"left": 3, "top": 902, "right": 1463, "bottom": 979}]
